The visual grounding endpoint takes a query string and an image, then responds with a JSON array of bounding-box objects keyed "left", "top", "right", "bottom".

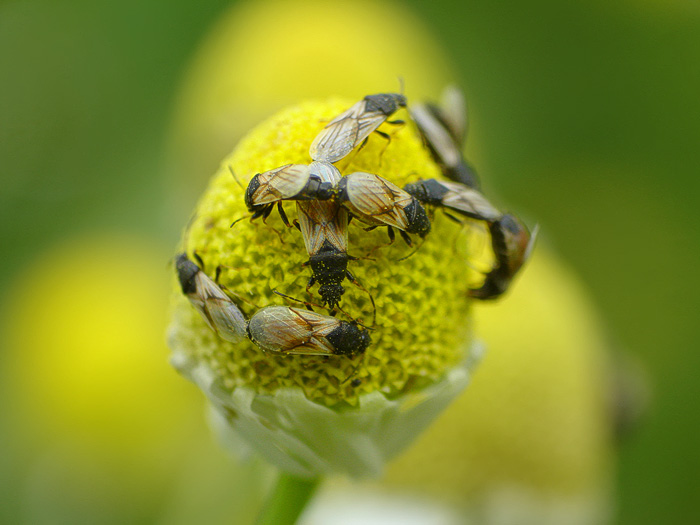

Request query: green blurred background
[{"left": 1, "top": 0, "right": 699, "bottom": 523}]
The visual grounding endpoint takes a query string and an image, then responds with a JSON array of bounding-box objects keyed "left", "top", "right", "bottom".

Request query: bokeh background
[{"left": 2, "top": 0, "right": 699, "bottom": 523}]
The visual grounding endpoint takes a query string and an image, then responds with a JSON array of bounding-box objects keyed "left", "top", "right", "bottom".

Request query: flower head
[{"left": 168, "top": 98, "right": 483, "bottom": 477}]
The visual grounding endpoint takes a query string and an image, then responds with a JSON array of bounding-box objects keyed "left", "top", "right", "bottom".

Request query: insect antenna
[
  {"left": 341, "top": 352, "right": 367, "bottom": 386},
  {"left": 228, "top": 165, "right": 245, "bottom": 190},
  {"left": 231, "top": 212, "right": 286, "bottom": 244}
]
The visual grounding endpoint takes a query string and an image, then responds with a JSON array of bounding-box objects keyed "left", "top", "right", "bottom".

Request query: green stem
[{"left": 254, "top": 472, "right": 321, "bottom": 525}]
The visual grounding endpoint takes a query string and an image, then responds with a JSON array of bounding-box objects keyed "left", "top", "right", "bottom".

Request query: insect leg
[
  {"left": 276, "top": 202, "right": 292, "bottom": 228},
  {"left": 387, "top": 227, "right": 396, "bottom": 245},
  {"left": 398, "top": 229, "right": 413, "bottom": 247},
  {"left": 345, "top": 270, "right": 376, "bottom": 326},
  {"left": 443, "top": 211, "right": 465, "bottom": 224},
  {"left": 193, "top": 251, "right": 206, "bottom": 271}
]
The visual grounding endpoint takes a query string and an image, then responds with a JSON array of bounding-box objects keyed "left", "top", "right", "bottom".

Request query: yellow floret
[{"left": 171, "top": 99, "right": 482, "bottom": 407}]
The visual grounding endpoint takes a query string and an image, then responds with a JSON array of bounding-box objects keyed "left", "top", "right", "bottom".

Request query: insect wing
[
  {"left": 411, "top": 103, "right": 462, "bottom": 168},
  {"left": 297, "top": 200, "right": 348, "bottom": 255},
  {"left": 309, "top": 161, "right": 342, "bottom": 184},
  {"left": 343, "top": 172, "right": 413, "bottom": 230},
  {"left": 309, "top": 103, "right": 363, "bottom": 162},
  {"left": 438, "top": 181, "right": 502, "bottom": 222},
  {"left": 252, "top": 164, "right": 312, "bottom": 205},
  {"left": 439, "top": 85, "right": 467, "bottom": 146},
  {"left": 309, "top": 101, "right": 388, "bottom": 162},
  {"left": 249, "top": 306, "right": 338, "bottom": 355},
  {"left": 193, "top": 273, "right": 248, "bottom": 343}
]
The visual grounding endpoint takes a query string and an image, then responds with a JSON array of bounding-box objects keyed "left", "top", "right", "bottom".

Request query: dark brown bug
[
  {"left": 247, "top": 306, "right": 371, "bottom": 357},
  {"left": 243, "top": 162, "right": 336, "bottom": 226},
  {"left": 468, "top": 214, "right": 538, "bottom": 300},
  {"left": 402, "top": 179, "right": 535, "bottom": 299},
  {"left": 336, "top": 171, "right": 431, "bottom": 246},
  {"left": 411, "top": 86, "right": 480, "bottom": 188},
  {"left": 403, "top": 178, "right": 501, "bottom": 223},
  {"left": 309, "top": 93, "right": 407, "bottom": 163},
  {"left": 175, "top": 253, "right": 248, "bottom": 343}
]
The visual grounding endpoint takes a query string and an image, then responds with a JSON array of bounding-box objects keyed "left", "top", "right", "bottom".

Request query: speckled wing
[
  {"left": 296, "top": 200, "right": 348, "bottom": 255},
  {"left": 439, "top": 181, "right": 502, "bottom": 222},
  {"left": 252, "top": 164, "right": 312, "bottom": 205},
  {"left": 309, "top": 101, "right": 388, "bottom": 163},
  {"left": 344, "top": 172, "right": 414, "bottom": 230}
]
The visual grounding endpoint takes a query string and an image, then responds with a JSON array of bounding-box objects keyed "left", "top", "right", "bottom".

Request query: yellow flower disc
[{"left": 170, "top": 99, "right": 478, "bottom": 408}]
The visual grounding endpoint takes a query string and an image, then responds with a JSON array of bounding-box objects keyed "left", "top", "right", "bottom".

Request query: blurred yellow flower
[
  {"left": 1, "top": 235, "right": 205, "bottom": 517},
  {"left": 167, "top": 0, "right": 456, "bottom": 200}
]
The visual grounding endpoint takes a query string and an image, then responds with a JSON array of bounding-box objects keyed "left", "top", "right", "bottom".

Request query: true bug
[
  {"left": 297, "top": 194, "right": 358, "bottom": 310},
  {"left": 411, "top": 86, "right": 480, "bottom": 188},
  {"left": 247, "top": 306, "right": 371, "bottom": 357},
  {"left": 292, "top": 161, "right": 364, "bottom": 310},
  {"left": 336, "top": 171, "right": 431, "bottom": 246},
  {"left": 309, "top": 93, "right": 407, "bottom": 163},
  {"left": 403, "top": 178, "right": 501, "bottom": 223},
  {"left": 243, "top": 162, "right": 337, "bottom": 226},
  {"left": 175, "top": 253, "right": 248, "bottom": 343},
  {"left": 469, "top": 214, "right": 538, "bottom": 300}
]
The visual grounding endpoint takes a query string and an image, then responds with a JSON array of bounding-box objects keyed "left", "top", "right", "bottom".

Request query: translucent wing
[
  {"left": 248, "top": 306, "right": 338, "bottom": 355},
  {"left": 309, "top": 101, "right": 388, "bottom": 163},
  {"left": 297, "top": 200, "right": 348, "bottom": 255},
  {"left": 252, "top": 164, "right": 312, "bottom": 205},
  {"left": 343, "top": 172, "right": 413, "bottom": 230},
  {"left": 411, "top": 103, "right": 461, "bottom": 168},
  {"left": 190, "top": 272, "right": 248, "bottom": 343},
  {"left": 438, "top": 181, "right": 502, "bottom": 222},
  {"left": 439, "top": 84, "right": 467, "bottom": 146}
]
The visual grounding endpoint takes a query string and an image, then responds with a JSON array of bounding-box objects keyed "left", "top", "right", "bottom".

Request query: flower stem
[{"left": 255, "top": 472, "right": 321, "bottom": 525}]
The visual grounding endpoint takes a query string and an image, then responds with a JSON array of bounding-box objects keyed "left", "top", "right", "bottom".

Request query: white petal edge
[{"left": 169, "top": 336, "right": 484, "bottom": 479}]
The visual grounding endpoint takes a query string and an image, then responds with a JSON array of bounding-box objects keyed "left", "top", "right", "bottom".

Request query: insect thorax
[
  {"left": 325, "top": 323, "right": 371, "bottom": 356},
  {"left": 403, "top": 199, "right": 432, "bottom": 236},
  {"left": 404, "top": 179, "right": 449, "bottom": 206},
  {"left": 363, "top": 93, "right": 406, "bottom": 115}
]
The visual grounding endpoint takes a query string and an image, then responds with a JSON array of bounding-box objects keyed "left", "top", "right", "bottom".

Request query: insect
[
  {"left": 290, "top": 161, "right": 360, "bottom": 310},
  {"left": 468, "top": 214, "right": 538, "bottom": 300},
  {"left": 309, "top": 93, "right": 407, "bottom": 163},
  {"left": 296, "top": 193, "right": 358, "bottom": 310},
  {"left": 243, "top": 162, "right": 337, "bottom": 226},
  {"left": 403, "top": 178, "right": 501, "bottom": 223},
  {"left": 336, "top": 171, "right": 431, "bottom": 245},
  {"left": 247, "top": 306, "right": 371, "bottom": 357},
  {"left": 175, "top": 253, "right": 248, "bottom": 343},
  {"left": 411, "top": 86, "right": 480, "bottom": 188}
]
